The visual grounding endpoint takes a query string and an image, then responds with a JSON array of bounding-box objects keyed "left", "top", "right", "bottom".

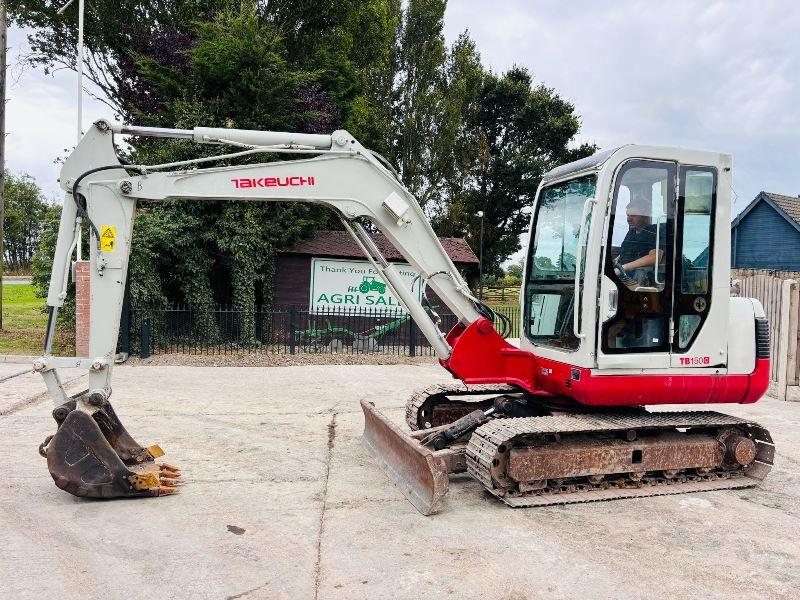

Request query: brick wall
[{"left": 75, "top": 261, "right": 90, "bottom": 357}]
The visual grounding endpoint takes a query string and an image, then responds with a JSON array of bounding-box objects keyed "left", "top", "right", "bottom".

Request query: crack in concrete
[
  {"left": 0, "top": 374, "right": 87, "bottom": 417},
  {"left": 313, "top": 412, "right": 337, "bottom": 600},
  {"left": 0, "top": 368, "right": 32, "bottom": 384},
  {"left": 225, "top": 582, "right": 270, "bottom": 599}
]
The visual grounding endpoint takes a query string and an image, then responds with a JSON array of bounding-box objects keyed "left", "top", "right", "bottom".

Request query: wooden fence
[
  {"left": 732, "top": 269, "right": 799, "bottom": 397},
  {"left": 480, "top": 284, "right": 520, "bottom": 304}
]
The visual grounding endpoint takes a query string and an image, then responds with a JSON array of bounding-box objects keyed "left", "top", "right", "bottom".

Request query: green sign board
[{"left": 309, "top": 258, "right": 423, "bottom": 314}]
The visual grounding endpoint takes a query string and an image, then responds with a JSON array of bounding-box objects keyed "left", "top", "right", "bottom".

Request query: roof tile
[
  {"left": 765, "top": 192, "right": 800, "bottom": 226},
  {"left": 283, "top": 230, "right": 479, "bottom": 264}
]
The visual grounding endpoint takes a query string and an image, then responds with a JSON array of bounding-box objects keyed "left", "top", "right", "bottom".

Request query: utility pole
[
  {"left": 58, "top": 0, "right": 84, "bottom": 259},
  {"left": 0, "top": 1, "right": 7, "bottom": 330},
  {"left": 477, "top": 211, "right": 485, "bottom": 301},
  {"left": 76, "top": 0, "right": 84, "bottom": 143}
]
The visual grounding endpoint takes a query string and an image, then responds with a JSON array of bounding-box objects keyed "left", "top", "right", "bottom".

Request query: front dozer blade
[
  {"left": 42, "top": 399, "right": 181, "bottom": 499},
  {"left": 361, "top": 400, "right": 463, "bottom": 515}
]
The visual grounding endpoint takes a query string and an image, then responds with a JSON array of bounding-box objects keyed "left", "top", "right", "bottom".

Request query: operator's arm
[{"left": 621, "top": 248, "right": 663, "bottom": 271}]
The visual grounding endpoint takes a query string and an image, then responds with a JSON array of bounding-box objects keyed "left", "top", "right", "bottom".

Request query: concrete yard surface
[{"left": 1, "top": 363, "right": 799, "bottom": 599}]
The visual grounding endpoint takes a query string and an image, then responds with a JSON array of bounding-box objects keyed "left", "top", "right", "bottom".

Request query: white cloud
[
  {"left": 444, "top": 0, "right": 800, "bottom": 215},
  {"left": 6, "top": 27, "right": 114, "bottom": 201}
]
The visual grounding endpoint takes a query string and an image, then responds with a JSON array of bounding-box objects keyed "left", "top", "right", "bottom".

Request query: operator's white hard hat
[{"left": 626, "top": 196, "right": 651, "bottom": 217}]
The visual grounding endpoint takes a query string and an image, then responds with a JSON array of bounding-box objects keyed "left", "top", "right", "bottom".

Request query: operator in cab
[{"left": 613, "top": 195, "right": 664, "bottom": 289}]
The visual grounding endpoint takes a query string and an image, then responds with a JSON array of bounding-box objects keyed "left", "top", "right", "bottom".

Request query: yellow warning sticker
[{"left": 100, "top": 225, "right": 117, "bottom": 252}]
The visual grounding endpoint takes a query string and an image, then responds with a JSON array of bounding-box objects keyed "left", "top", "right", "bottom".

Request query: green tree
[
  {"left": 19, "top": 2, "right": 399, "bottom": 344},
  {"left": 30, "top": 204, "right": 75, "bottom": 330},
  {"left": 18, "top": 1, "right": 596, "bottom": 338},
  {"left": 434, "top": 67, "right": 596, "bottom": 277},
  {"left": 390, "top": 2, "right": 485, "bottom": 216},
  {"left": 506, "top": 262, "right": 524, "bottom": 279},
  {"left": 125, "top": 7, "right": 338, "bottom": 343},
  {"left": 12, "top": 1, "right": 232, "bottom": 118},
  {"left": 423, "top": 32, "right": 484, "bottom": 215},
  {"left": 504, "top": 261, "right": 524, "bottom": 285},
  {"left": 12, "top": 1, "right": 399, "bottom": 140},
  {"left": 2, "top": 172, "right": 52, "bottom": 272},
  {"left": 393, "top": 0, "right": 446, "bottom": 203}
]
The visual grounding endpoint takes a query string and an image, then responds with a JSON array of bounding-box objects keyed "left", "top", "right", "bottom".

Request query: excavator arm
[
  {"left": 30, "top": 119, "right": 530, "bottom": 502},
  {"left": 43, "top": 121, "right": 525, "bottom": 400}
]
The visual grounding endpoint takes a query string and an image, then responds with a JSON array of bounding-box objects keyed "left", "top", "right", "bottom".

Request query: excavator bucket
[
  {"left": 360, "top": 400, "right": 464, "bottom": 515},
  {"left": 41, "top": 396, "right": 181, "bottom": 498}
]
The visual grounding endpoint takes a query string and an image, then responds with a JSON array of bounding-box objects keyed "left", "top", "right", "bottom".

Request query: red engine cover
[{"left": 440, "top": 319, "right": 769, "bottom": 406}]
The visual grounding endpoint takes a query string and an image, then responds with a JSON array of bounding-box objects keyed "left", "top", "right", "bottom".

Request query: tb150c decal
[
  {"left": 679, "top": 356, "right": 711, "bottom": 365},
  {"left": 231, "top": 176, "right": 316, "bottom": 189}
]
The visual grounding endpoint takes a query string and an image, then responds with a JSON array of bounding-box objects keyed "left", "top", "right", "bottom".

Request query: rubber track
[
  {"left": 466, "top": 411, "right": 774, "bottom": 507},
  {"left": 405, "top": 383, "right": 519, "bottom": 430}
]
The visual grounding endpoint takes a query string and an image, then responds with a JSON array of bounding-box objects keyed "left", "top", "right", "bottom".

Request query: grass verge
[{"left": 0, "top": 284, "right": 73, "bottom": 355}]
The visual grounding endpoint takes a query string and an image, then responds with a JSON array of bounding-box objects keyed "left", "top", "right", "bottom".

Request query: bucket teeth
[
  {"left": 160, "top": 463, "right": 181, "bottom": 474},
  {"left": 156, "top": 486, "right": 180, "bottom": 496},
  {"left": 146, "top": 444, "right": 165, "bottom": 458},
  {"left": 160, "top": 474, "right": 184, "bottom": 486}
]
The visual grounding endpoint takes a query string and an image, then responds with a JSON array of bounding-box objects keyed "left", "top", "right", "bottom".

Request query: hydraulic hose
[{"left": 70, "top": 164, "right": 143, "bottom": 247}]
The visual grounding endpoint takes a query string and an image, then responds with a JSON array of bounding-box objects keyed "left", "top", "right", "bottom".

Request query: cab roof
[
  {"left": 541, "top": 144, "right": 731, "bottom": 185},
  {"left": 542, "top": 147, "right": 624, "bottom": 184}
]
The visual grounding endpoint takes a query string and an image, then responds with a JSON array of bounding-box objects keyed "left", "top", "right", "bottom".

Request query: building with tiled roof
[
  {"left": 275, "top": 230, "right": 478, "bottom": 307},
  {"left": 732, "top": 191, "right": 800, "bottom": 270},
  {"left": 285, "top": 230, "right": 478, "bottom": 264}
]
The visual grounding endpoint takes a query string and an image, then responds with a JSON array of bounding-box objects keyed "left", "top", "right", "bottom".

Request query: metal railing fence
[{"left": 120, "top": 304, "right": 521, "bottom": 357}]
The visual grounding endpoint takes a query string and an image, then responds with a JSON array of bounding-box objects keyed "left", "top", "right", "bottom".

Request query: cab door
[
  {"left": 597, "top": 160, "right": 676, "bottom": 369},
  {"left": 670, "top": 165, "right": 718, "bottom": 363}
]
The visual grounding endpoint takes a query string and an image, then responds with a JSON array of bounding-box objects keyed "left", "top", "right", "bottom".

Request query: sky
[
  {"left": 5, "top": 27, "right": 112, "bottom": 200},
  {"left": 5, "top": 2, "right": 800, "bottom": 222},
  {"left": 443, "top": 0, "right": 800, "bottom": 263},
  {"left": 444, "top": 0, "right": 800, "bottom": 211}
]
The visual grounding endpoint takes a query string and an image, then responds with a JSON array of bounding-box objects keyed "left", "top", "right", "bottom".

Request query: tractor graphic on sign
[{"left": 358, "top": 276, "right": 386, "bottom": 294}]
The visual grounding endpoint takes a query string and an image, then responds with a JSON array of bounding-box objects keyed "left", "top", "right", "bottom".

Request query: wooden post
[
  {"left": 787, "top": 283, "right": 799, "bottom": 387},
  {"left": 777, "top": 279, "right": 797, "bottom": 401}
]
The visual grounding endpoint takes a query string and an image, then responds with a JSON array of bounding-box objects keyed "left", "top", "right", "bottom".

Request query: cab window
[
  {"left": 674, "top": 167, "right": 716, "bottom": 350},
  {"left": 525, "top": 175, "right": 596, "bottom": 350}
]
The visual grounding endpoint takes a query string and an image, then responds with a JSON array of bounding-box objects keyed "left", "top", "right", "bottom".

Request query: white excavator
[{"left": 15, "top": 120, "right": 772, "bottom": 513}]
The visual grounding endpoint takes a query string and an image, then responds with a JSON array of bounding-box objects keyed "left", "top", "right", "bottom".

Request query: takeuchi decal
[{"left": 231, "top": 176, "right": 316, "bottom": 189}]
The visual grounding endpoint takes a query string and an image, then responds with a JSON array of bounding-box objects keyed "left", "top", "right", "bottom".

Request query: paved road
[
  {"left": 1, "top": 277, "right": 33, "bottom": 286},
  {"left": 1, "top": 363, "right": 798, "bottom": 599}
]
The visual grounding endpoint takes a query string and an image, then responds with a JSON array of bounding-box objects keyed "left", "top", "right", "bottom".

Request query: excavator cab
[{"left": 520, "top": 146, "right": 767, "bottom": 400}]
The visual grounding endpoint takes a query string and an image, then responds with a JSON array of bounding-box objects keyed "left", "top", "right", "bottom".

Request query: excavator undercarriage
[{"left": 361, "top": 385, "right": 774, "bottom": 515}]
